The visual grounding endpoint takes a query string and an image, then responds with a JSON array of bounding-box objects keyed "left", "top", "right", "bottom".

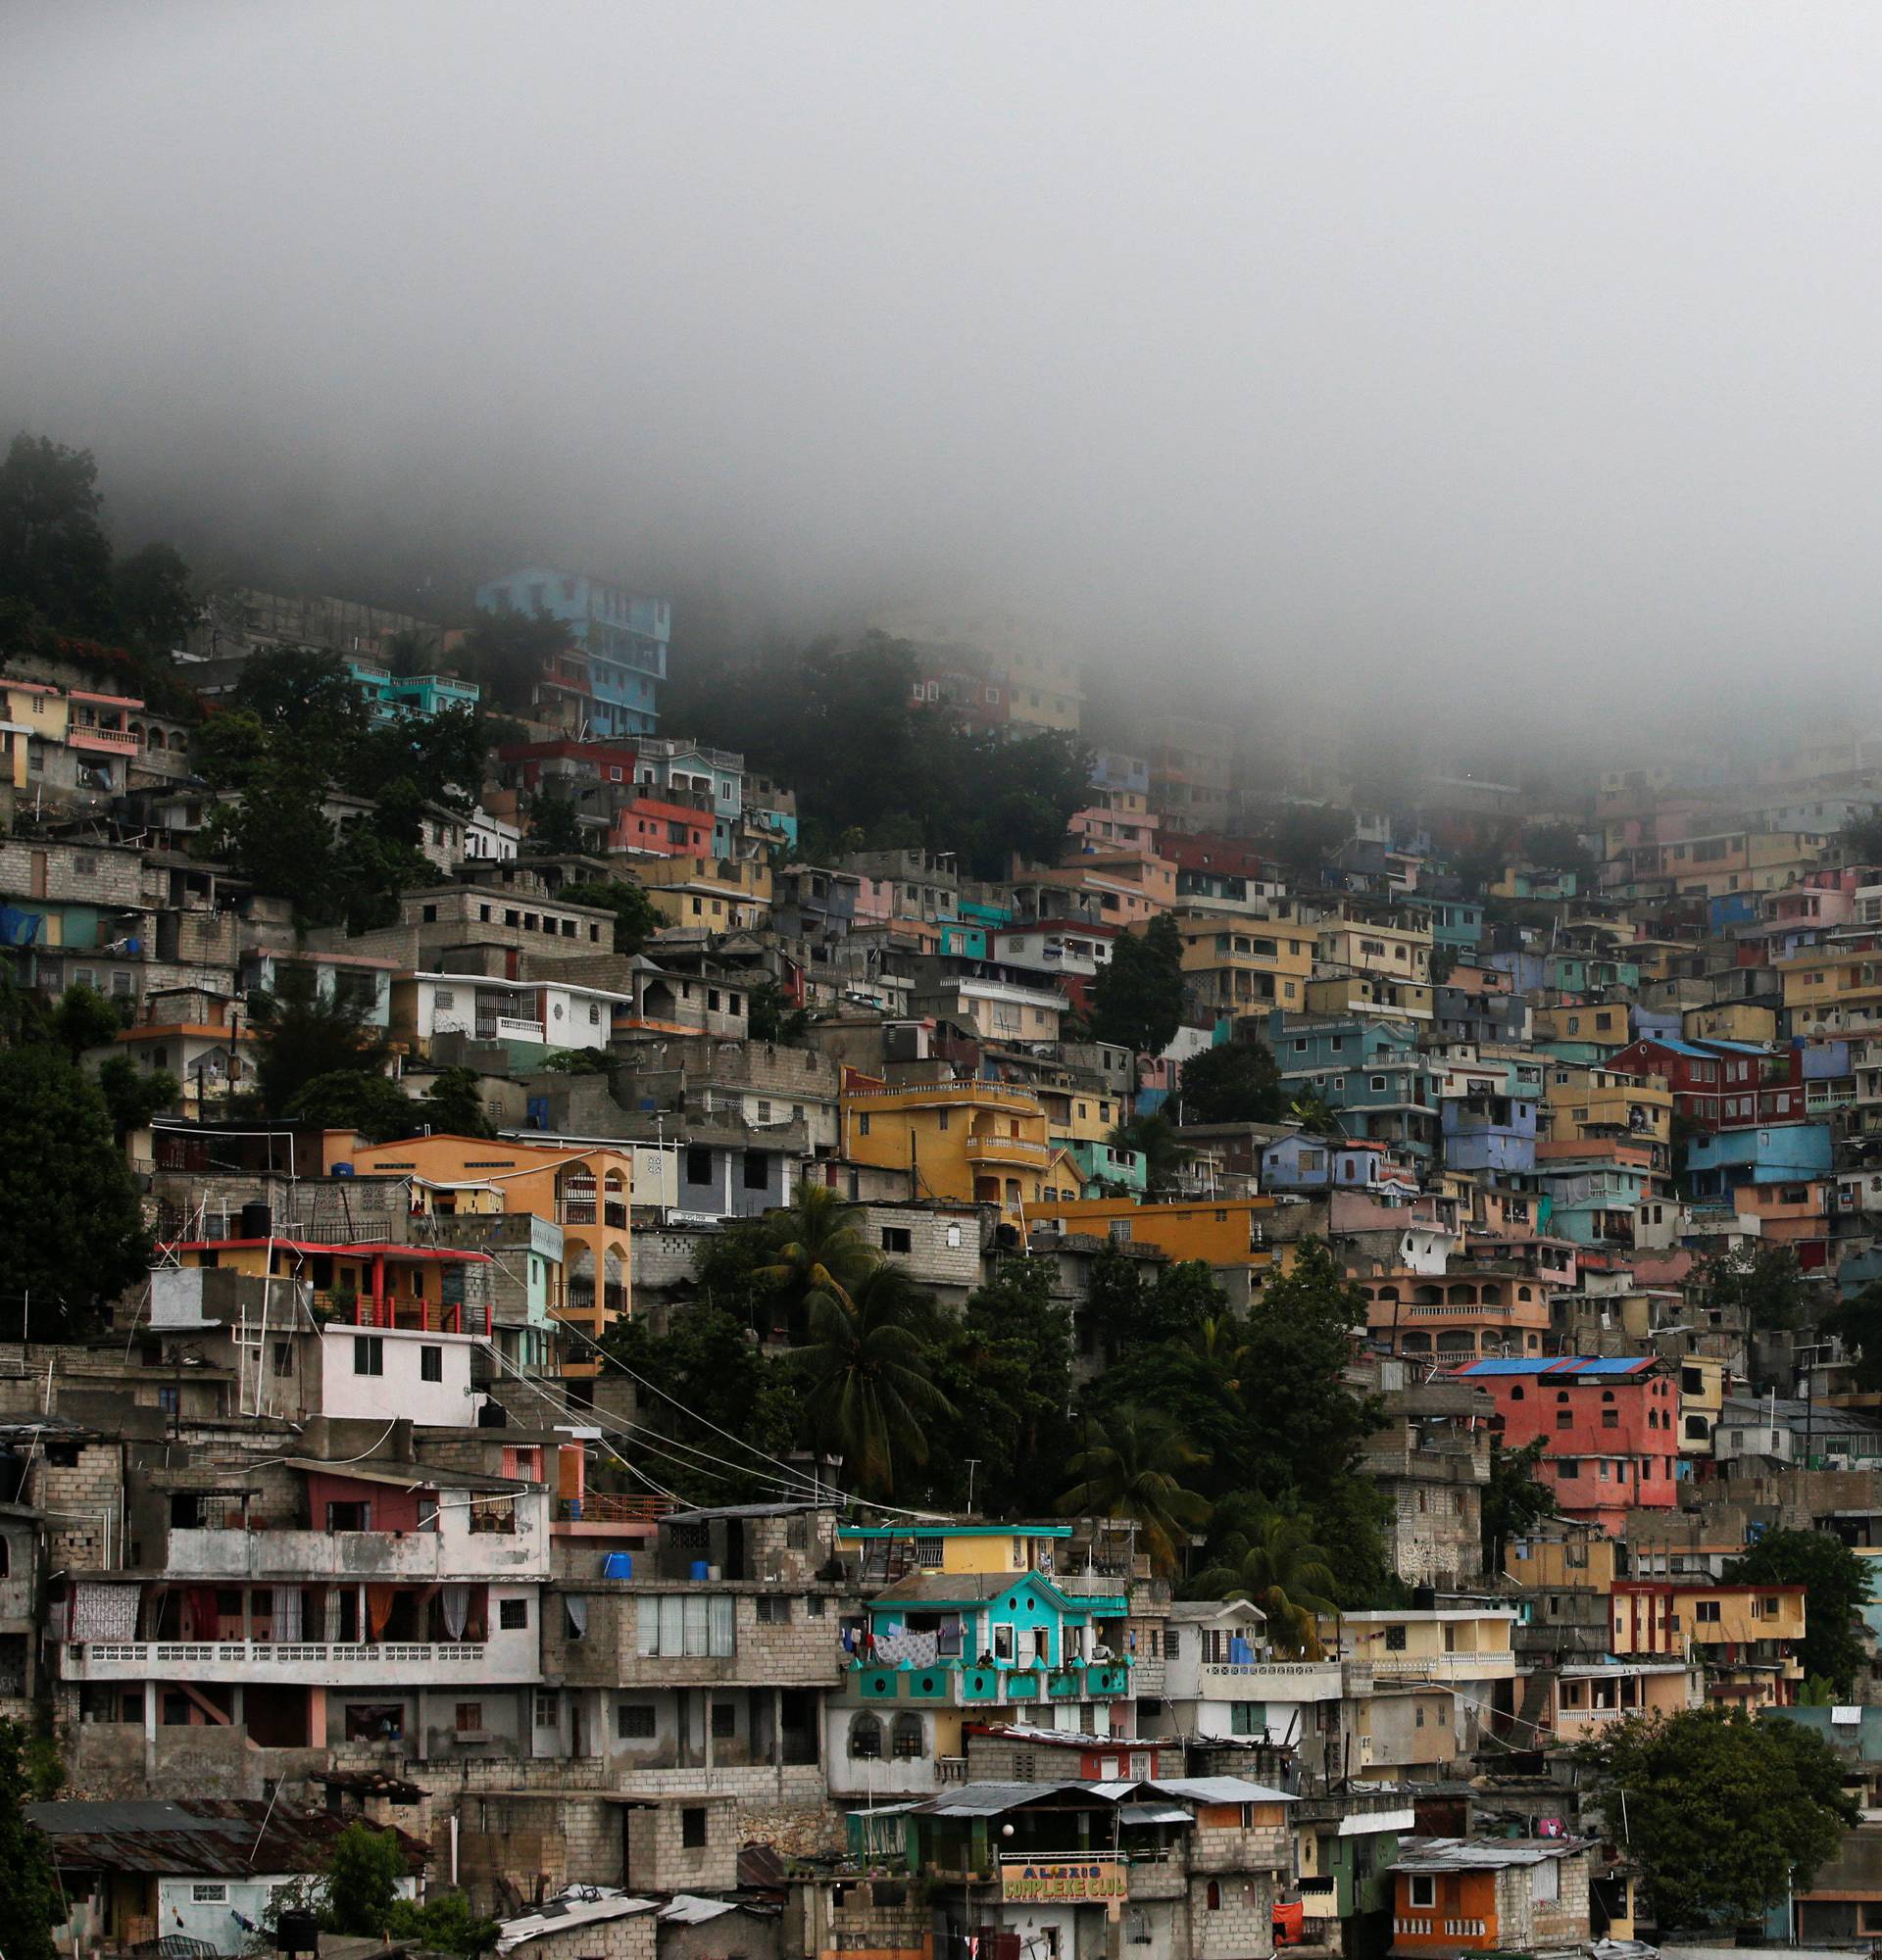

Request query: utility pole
[{"left": 965, "top": 1459, "right": 981, "bottom": 1516}]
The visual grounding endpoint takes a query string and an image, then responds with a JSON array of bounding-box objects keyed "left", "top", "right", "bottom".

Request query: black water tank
[
  {"left": 1412, "top": 1584, "right": 1437, "bottom": 1610},
  {"left": 240, "top": 1201, "right": 272, "bottom": 1240},
  {"left": 276, "top": 1910, "right": 320, "bottom": 1956}
]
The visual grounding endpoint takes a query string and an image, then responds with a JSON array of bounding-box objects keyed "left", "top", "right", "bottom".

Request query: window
[
  {"left": 1164, "top": 1631, "right": 1179, "bottom": 1660},
  {"left": 420, "top": 1345, "right": 443, "bottom": 1383},
  {"left": 499, "top": 1598, "right": 529, "bottom": 1631},
  {"left": 534, "top": 1690, "right": 558, "bottom": 1727},
  {"left": 1695, "top": 1599, "right": 1721, "bottom": 1623},
  {"left": 892, "top": 1712, "right": 923, "bottom": 1759},
  {"left": 681, "top": 1807, "right": 708, "bottom": 1850},
  {"left": 1409, "top": 1876, "right": 1436, "bottom": 1909},
  {"left": 1384, "top": 1625, "right": 1409, "bottom": 1652},
  {"left": 685, "top": 1145, "right": 713, "bottom": 1184},
  {"left": 1230, "top": 1701, "right": 1266, "bottom": 1736},
  {"left": 850, "top": 1712, "right": 883, "bottom": 1758},
  {"left": 756, "top": 1595, "right": 791, "bottom": 1624},
  {"left": 618, "top": 1700, "right": 657, "bottom": 1740},
  {"left": 880, "top": 1225, "right": 913, "bottom": 1254},
  {"left": 272, "top": 1340, "right": 293, "bottom": 1377},
  {"left": 1557, "top": 1410, "right": 1573, "bottom": 1430},
  {"left": 1601, "top": 1408, "right": 1618, "bottom": 1429},
  {"left": 158, "top": 1387, "right": 179, "bottom": 1416},
  {"left": 637, "top": 1594, "right": 736, "bottom": 1657},
  {"left": 711, "top": 1700, "right": 735, "bottom": 1740},
  {"left": 353, "top": 1336, "right": 383, "bottom": 1376},
  {"left": 455, "top": 1702, "right": 483, "bottom": 1734},
  {"left": 742, "top": 1151, "right": 768, "bottom": 1190},
  {"left": 192, "top": 1884, "right": 230, "bottom": 1904}
]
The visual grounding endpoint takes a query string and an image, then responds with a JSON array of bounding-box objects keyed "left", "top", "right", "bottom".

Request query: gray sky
[{"left": 6, "top": 3, "right": 1882, "bottom": 742}]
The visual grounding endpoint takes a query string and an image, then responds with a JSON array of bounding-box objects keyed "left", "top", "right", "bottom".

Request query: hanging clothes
[
  {"left": 441, "top": 1584, "right": 470, "bottom": 1642},
  {"left": 367, "top": 1586, "right": 398, "bottom": 1642},
  {"left": 272, "top": 1586, "right": 303, "bottom": 1643}
]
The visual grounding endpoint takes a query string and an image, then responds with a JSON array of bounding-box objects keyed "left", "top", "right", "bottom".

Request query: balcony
[
  {"left": 166, "top": 1523, "right": 549, "bottom": 1582},
  {"left": 1361, "top": 1649, "right": 1515, "bottom": 1682},
  {"left": 556, "top": 1494, "right": 675, "bottom": 1525},
  {"left": 964, "top": 1134, "right": 1055, "bottom": 1167},
  {"left": 1198, "top": 1658, "right": 1345, "bottom": 1696},
  {"left": 477, "top": 1015, "right": 546, "bottom": 1043},
  {"left": 851, "top": 1657, "right": 1132, "bottom": 1704},
  {"left": 67, "top": 722, "right": 139, "bottom": 754},
  {"left": 60, "top": 1634, "right": 541, "bottom": 1687}
]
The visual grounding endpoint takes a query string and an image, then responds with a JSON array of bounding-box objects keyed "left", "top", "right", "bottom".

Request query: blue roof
[
  {"left": 1451, "top": 1356, "right": 1658, "bottom": 1379},
  {"left": 1637, "top": 1035, "right": 1774, "bottom": 1058}
]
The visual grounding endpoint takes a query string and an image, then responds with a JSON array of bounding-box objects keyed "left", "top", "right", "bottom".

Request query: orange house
[{"left": 1391, "top": 1838, "right": 1592, "bottom": 1955}]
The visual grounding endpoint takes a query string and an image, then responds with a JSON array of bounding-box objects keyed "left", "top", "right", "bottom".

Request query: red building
[
  {"left": 498, "top": 737, "right": 640, "bottom": 792},
  {"left": 1609, "top": 1035, "right": 1803, "bottom": 1132},
  {"left": 1447, "top": 1356, "right": 1678, "bottom": 1534},
  {"left": 606, "top": 794, "right": 714, "bottom": 858}
]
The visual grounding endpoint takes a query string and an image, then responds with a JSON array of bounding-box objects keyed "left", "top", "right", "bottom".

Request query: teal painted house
[
  {"left": 346, "top": 659, "right": 481, "bottom": 723},
  {"left": 847, "top": 1569, "right": 1133, "bottom": 1710}
]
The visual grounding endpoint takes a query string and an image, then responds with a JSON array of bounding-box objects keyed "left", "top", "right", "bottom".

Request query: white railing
[
  {"left": 82, "top": 1641, "right": 487, "bottom": 1666},
  {"left": 480, "top": 1016, "right": 546, "bottom": 1042}
]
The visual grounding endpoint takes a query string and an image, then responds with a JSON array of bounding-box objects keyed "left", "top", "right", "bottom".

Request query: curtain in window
[
  {"left": 565, "top": 1595, "right": 588, "bottom": 1640},
  {"left": 367, "top": 1585, "right": 398, "bottom": 1641},
  {"left": 272, "top": 1586, "right": 303, "bottom": 1643},
  {"left": 709, "top": 1595, "right": 734, "bottom": 1657},
  {"left": 441, "top": 1585, "right": 470, "bottom": 1642},
  {"left": 682, "top": 1595, "right": 710, "bottom": 1655}
]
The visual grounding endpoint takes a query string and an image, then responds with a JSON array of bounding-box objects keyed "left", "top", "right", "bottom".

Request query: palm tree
[
  {"left": 1193, "top": 1510, "right": 1339, "bottom": 1659},
  {"left": 757, "top": 1184, "right": 875, "bottom": 1320},
  {"left": 1057, "top": 1405, "right": 1211, "bottom": 1577},
  {"left": 1285, "top": 1087, "right": 1345, "bottom": 1141},
  {"left": 1188, "top": 1314, "right": 1249, "bottom": 1392},
  {"left": 797, "top": 1263, "right": 954, "bottom": 1498},
  {"left": 1111, "top": 1111, "right": 1191, "bottom": 1194}
]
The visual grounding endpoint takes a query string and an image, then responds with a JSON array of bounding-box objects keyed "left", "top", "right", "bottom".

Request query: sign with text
[{"left": 1001, "top": 1858, "right": 1128, "bottom": 1905}]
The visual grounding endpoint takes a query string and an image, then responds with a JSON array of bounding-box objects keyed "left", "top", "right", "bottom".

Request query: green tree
[
  {"left": 386, "top": 1890, "right": 497, "bottom": 1958},
  {"left": 248, "top": 974, "right": 391, "bottom": 1118},
  {"left": 1109, "top": 1110, "right": 1189, "bottom": 1193},
  {"left": 111, "top": 541, "right": 199, "bottom": 650},
  {"left": 285, "top": 1071, "right": 422, "bottom": 1144},
  {"left": 757, "top": 1185, "right": 875, "bottom": 1323},
  {"left": 96, "top": 1054, "right": 179, "bottom": 1139},
  {"left": 421, "top": 1067, "right": 495, "bottom": 1139},
  {"left": 1520, "top": 821, "right": 1596, "bottom": 879},
  {"left": 1285, "top": 1086, "right": 1345, "bottom": 1139},
  {"left": 1577, "top": 1706, "right": 1855, "bottom": 1929},
  {"left": 0, "top": 1720, "right": 62, "bottom": 1960},
  {"left": 561, "top": 879, "right": 663, "bottom": 955},
  {"left": 521, "top": 788, "right": 587, "bottom": 856},
  {"left": 1840, "top": 808, "right": 1882, "bottom": 865},
  {"left": 1481, "top": 1435, "right": 1554, "bottom": 1574},
  {"left": 1057, "top": 1404, "right": 1211, "bottom": 1577},
  {"left": 1697, "top": 1243, "right": 1810, "bottom": 1332},
  {"left": 322, "top": 1821, "right": 410, "bottom": 1936},
  {"left": 927, "top": 1260, "right": 1075, "bottom": 1515},
  {"left": 1177, "top": 1039, "right": 1286, "bottom": 1123},
  {"left": 458, "top": 604, "right": 575, "bottom": 713},
  {"left": 0, "top": 1045, "right": 148, "bottom": 1334},
  {"left": 1820, "top": 1282, "right": 1882, "bottom": 1392},
  {"left": 1089, "top": 914, "right": 1186, "bottom": 1054},
  {"left": 748, "top": 978, "right": 811, "bottom": 1043},
  {"left": 1191, "top": 1507, "right": 1339, "bottom": 1657},
  {"left": 1724, "top": 1529, "right": 1873, "bottom": 1695},
  {"left": 46, "top": 982, "right": 124, "bottom": 1060},
  {"left": 795, "top": 1263, "right": 953, "bottom": 1499},
  {"left": 0, "top": 433, "right": 115, "bottom": 634}
]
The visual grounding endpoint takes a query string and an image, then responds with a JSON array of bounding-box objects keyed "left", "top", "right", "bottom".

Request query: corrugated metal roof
[
  {"left": 498, "top": 1891, "right": 658, "bottom": 1953},
  {"left": 25, "top": 1800, "right": 427, "bottom": 1879},
  {"left": 1392, "top": 1836, "right": 1589, "bottom": 1872}
]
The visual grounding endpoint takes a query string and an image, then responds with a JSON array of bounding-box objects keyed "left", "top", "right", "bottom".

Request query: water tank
[
  {"left": 1412, "top": 1584, "right": 1437, "bottom": 1610},
  {"left": 603, "top": 1552, "right": 634, "bottom": 1579},
  {"left": 239, "top": 1201, "right": 272, "bottom": 1239},
  {"left": 277, "top": 1911, "right": 321, "bottom": 1957},
  {"left": 691, "top": 1559, "right": 712, "bottom": 1582}
]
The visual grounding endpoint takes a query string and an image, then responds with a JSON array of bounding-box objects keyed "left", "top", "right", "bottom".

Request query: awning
[{"left": 1118, "top": 1803, "right": 1194, "bottom": 1827}]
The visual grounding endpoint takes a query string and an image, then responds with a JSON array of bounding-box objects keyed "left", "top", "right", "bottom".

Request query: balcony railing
[
  {"left": 477, "top": 1016, "right": 546, "bottom": 1043},
  {"left": 59, "top": 1637, "right": 538, "bottom": 1687},
  {"left": 851, "top": 1656, "right": 1132, "bottom": 1703},
  {"left": 964, "top": 1135, "right": 1055, "bottom": 1166},
  {"left": 557, "top": 1494, "right": 676, "bottom": 1524},
  {"left": 68, "top": 722, "right": 139, "bottom": 753}
]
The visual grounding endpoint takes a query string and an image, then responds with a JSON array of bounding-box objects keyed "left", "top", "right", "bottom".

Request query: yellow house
[
  {"left": 1683, "top": 1001, "right": 1780, "bottom": 1045},
  {"left": 1304, "top": 973, "right": 1434, "bottom": 1022},
  {"left": 1033, "top": 1081, "right": 1128, "bottom": 1146},
  {"left": 1005, "top": 650, "right": 1085, "bottom": 735},
  {"left": 1542, "top": 1061, "right": 1672, "bottom": 1156},
  {"left": 1674, "top": 1353, "right": 1726, "bottom": 1458},
  {"left": 1533, "top": 1003, "right": 1632, "bottom": 1055},
  {"left": 1177, "top": 914, "right": 1315, "bottom": 1017},
  {"left": 837, "top": 1522, "right": 1072, "bottom": 1576},
  {"left": 1337, "top": 1607, "right": 1517, "bottom": 1680},
  {"left": 1315, "top": 919, "right": 1433, "bottom": 985},
  {"left": 841, "top": 1080, "right": 1076, "bottom": 1221},
  {"left": 1040, "top": 1195, "right": 1279, "bottom": 1271},
  {"left": 343, "top": 1133, "right": 634, "bottom": 1371},
  {"left": 636, "top": 857, "right": 773, "bottom": 933},
  {"left": 1506, "top": 1531, "right": 1618, "bottom": 1593},
  {"left": 0, "top": 680, "right": 67, "bottom": 789},
  {"left": 1779, "top": 947, "right": 1882, "bottom": 1037}
]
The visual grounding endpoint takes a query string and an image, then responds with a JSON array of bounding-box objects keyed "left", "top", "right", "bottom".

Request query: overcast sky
[{"left": 6, "top": 3, "right": 1882, "bottom": 741}]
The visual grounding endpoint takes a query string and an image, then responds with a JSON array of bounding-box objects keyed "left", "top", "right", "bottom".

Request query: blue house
[
  {"left": 1261, "top": 1132, "right": 1420, "bottom": 1198},
  {"left": 475, "top": 566, "right": 669, "bottom": 736},
  {"left": 1683, "top": 1121, "right": 1833, "bottom": 1201},
  {"left": 1441, "top": 1088, "right": 1539, "bottom": 1174}
]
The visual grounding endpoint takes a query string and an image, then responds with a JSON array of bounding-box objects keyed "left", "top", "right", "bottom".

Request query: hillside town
[{"left": 11, "top": 460, "right": 1882, "bottom": 1960}]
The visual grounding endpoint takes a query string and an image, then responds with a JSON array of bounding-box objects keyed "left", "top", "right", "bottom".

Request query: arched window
[
  {"left": 1399, "top": 1331, "right": 1432, "bottom": 1354},
  {"left": 1479, "top": 1283, "right": 1504, "bottom": 1305},
  {"left": 892, "top": 1713, "right": 923, "bottom": 1760},
  {"left": 849, "top": 1713, "right": 882, "bottom": 1759},
  {"left": 1517, "top": 1286, "right": 1533, "bottom": 1300},
  {"left": 1413, "top": 1285, "right": 1443, "bottom": 1305},
  {"left": 1376, "top": 1286, "right": 1400, "bottom": 1303},
  {"left": 1557, "top": 1391, "right": 1570, "bottom": 1402},
  {"left": 1447, "top": 1284, "right": 1476, "bottom": 1304},
  {"left": 1601, "top": 1390, "right": 1615, "bottom": 1402},
  {"left": 1510, "top": 1387, "right": 1525, "bottom": 1401}
]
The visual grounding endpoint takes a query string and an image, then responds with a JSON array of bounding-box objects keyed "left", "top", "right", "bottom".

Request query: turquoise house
[
  {"left": 846, "top": 1570, "right": 1132, "bottom": 1710},
  {"left": 346, "top": 659, "right": 480, "bottom": 723}
]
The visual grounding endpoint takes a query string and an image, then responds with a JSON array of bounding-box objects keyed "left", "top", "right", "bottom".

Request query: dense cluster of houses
[{"left": 14, "top": 591, "right": 1882, "bottom": 1960}]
